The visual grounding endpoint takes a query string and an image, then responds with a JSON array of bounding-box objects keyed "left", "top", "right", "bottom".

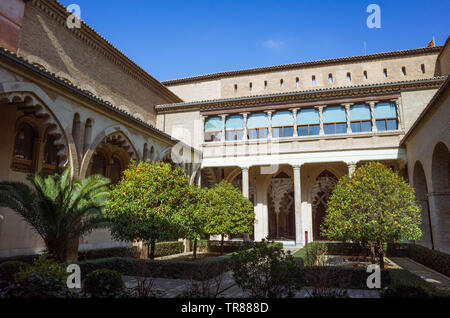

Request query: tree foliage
[
  {"left": 203, "top": 180, "right": 254, "bottom": 252},
  {"left": 321, "top": 162, "right": 422, "bottom": 267},
  {"left": 104, "top": 160, "right": 193, "bottom": 258},
  {"left": 0, "top": 169, "right": 110, "bottom": 262}
]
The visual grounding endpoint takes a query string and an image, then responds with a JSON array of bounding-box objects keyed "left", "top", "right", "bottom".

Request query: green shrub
[
  {"left": 230, "top": 240, "right": 300, "bottom": 298},
  {"left": 295, "top": 242, "right": 328, "bottom": 266},
  {"left": 78, "top": 246, "right": 139, "bottom": 261},
  {"left": 83, "top": 268, "right": 125, "bottom": 298},
  {"left": 380, "top": 283, "right": 430, "bottom": 298},
  {"left": 0, "top": 255, "right": 75, "bottom": 298},
  {"left": 154, "top": 241, "right": 184, "bottom": 257},
  {"left": 77, "top": 255, "right": 231, "bottom": 281},
  {"left": 0, "top": 261, "right": 29, "bottom": 282},
  {"left": 407, "top": 244, "right": 450, "bottom": 277},
  {"left": 0, "top": 254, "right": 38, "bottom": 265}
]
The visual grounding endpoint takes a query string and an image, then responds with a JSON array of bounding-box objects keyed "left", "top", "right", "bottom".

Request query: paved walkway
[
  {"left": 389, "top": 257, "right": 450, "bottom": 290},
  {"left": 123, "top": 271, "right": 379, "bottom": 298}
]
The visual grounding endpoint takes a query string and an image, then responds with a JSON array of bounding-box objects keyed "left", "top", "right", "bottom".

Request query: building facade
[{"left": 0, "top": 0, "right": 448, "bottom": 256}]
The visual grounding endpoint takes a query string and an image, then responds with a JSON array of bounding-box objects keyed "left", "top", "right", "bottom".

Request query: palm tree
[{"left": 0, "top": 168, "right": 110, "bottom": 262}]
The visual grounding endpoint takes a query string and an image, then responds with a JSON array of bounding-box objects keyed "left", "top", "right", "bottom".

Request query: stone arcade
[{"left": 0, "top": 0, "right": 449, "bottom": 257}]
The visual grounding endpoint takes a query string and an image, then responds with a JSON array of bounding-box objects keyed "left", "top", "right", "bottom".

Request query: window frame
[
  {"left": 297, "top": 123, "right": 320, "bottom": 136},
  {"left": 272, "top": 125, "right": 294, "bottom": 138},
  {"left": 375, "top": 117, "right": 398, "bottom": 131},
  {"left": 350, "top": 119, "right": 372, "bottom": 133},
  {"left": 248, "top": 127, "right": 268, "bottom": 140}
]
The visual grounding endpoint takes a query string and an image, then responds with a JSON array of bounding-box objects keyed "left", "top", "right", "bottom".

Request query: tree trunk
[
  {"left": 377, "top": 242, "right": 385, "bottom": 269},
  {"left": 369, "top": 242, "right": 376, "bottom": 264},
  {"left": 220, "top": 234, "right": 224, "bottom": 255},
  {"left": 65, "top": 237, "right": 80, "bottom": 262},
  {"left": 149, "top": 239, "right": 156, "bottom": 260},
  {"left": 193, "top": 238, "right": 198, "bottom": 259}
]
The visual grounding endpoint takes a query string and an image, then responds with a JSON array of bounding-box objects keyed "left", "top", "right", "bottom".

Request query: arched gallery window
[
  {"left": 350, "top": 105, "right": 372, "bottom": 132},
  {"left": 12, "top": 122, "right": 37, "bottom": 172},
  {"left": 247, "top": 113, "right": 268, "bottom": 139},
  {"left": 297, "top": 108, "right": 320, "bottom": 136},
  {"left": 225, "top": 115, "right": 244, "bottom": 141},
  {"left": 375, "top": 102, "right": 397, "bottom": 131},
  {"left": 323, "top": 106, "right": 347, "bottom": 134},
  {"left": 109, "top": 155, "right": 123, "bottom": 184},
  {"left": 91, "top": 152, "right": 107, "bottom": 176},
  {"left": 272, "top": 111, "right": 294, "bottom": 138},
  {"left": 204, "top": 117, "right": 222, "bottom": 142},
  {"left": 42, "top": 132, "right": 59, "bottom": 175}
]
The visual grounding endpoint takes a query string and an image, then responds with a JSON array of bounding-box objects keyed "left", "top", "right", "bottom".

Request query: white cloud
[{"left": 262, "top": 39, "right": 285, "bottom": 51}]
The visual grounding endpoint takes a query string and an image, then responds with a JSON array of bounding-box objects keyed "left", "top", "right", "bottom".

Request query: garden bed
[{"left": 76, "top": 254, "right": 232, "bottom": 281}]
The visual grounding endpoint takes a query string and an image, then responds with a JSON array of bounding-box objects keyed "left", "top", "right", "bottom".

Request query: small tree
[
  {"left": 0, "top": 169, "right": 110, "bottom": 262},
  {"left": 321, "top": 162, "right": 422, "bottom": 268},
  {"left": 176, "top": 185, "right": 208, "bottom": 259},
  {"left": 204, "top": 180, "right": 254, "bottom": 254},
  {"left": 105, "top": 160, "right": 191, "bottom": 259}
]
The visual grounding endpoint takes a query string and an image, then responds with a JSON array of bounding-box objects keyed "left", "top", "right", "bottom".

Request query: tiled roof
[
  {"left": 155, "top": 76, "right": 447, "bottom": 111},
  {"left": 34, "top": 0, "right": 182, "bottom": 103},
  {"left": 162, "top": 46, "right": 442, "bottom": 85},
  {"left": 0, "top": 46, "right": 197, "bottom": 151}
]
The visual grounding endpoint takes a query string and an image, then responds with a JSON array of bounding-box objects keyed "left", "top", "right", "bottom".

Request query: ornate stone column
[
  {"left": 291, "top": 108, "right": 298, "bottom": 137},
  {"left": 265, "top": 110, "right": 273, "bottom": 139},
  {"left": 343, "top": 103, "right": 353, "bottom": 133},
  {"left": 292, "top": 164, "right": 303, "bottom": 245},
  {"left": 242, "top": 166, "right": 249, "bottom": 198},
  {"left": 241, "top": 112, "right": 249, "bottom": 141},
  {"left": 368, "top": 101, "right": 378, "bottom": 132},
  {"left": 242, "top": 165, "right": 250, "bottom": 241},
  {"left": 347, "top": 161, "right": 357, "bottom": 177},
  {"left": 200, "top": 115, "right": 205, "bottom": 143},
  {"left": 220, "top": 114, "right": 227, "bottom": 142},
  {"left": 316, "top": 106, "right": 325, "bottom": 135},
  {"left": 391, "top": 98, "right": 404, "bottom": 130}
]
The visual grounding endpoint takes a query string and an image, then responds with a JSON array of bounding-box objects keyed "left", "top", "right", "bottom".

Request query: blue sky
[{"left": 59, "top": 0, "right": 450, "bottom": 81}]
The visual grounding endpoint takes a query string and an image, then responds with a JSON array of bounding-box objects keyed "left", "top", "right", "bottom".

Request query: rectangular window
[
  {"left": 376, "top": 119, "right": 398, "bottom": 131},
  {"left": 273, "top": 126, "right": 294, "bottom": 138},
  {"left": 297, "top": 124, "right": 320, "bottom": 136},
  {"left": 248, "top": 128, "right": 268, "bottom": 139},
  {"left": 226, "top": 130, "right": 244, "bottom": 141},
  {"left": 324, "top": 123, "right": 347, "bottom": 134},
  {"left": 204, "top": 131, "right": 222, "bottom": 142},
  {"left": 351, "top": 121, "right": 372, "bottom": 132}
]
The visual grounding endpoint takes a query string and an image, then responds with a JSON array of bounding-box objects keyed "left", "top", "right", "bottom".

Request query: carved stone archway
[
  {"left": 311, "top": 170, "right": 338, "bottom": 240},
  {"left": 268, "top": 172, "right": 294, "bottom": 240}
]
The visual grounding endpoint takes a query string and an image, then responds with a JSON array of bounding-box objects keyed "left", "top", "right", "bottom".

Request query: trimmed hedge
[
  {"left": 83, "top": 268, "right": 125, "bottom": 297},
  {"left": 154, "top": 241, "right": 184, "bottom": 258},
  {"left": 189, "top": 240, "right": 282, "bottom": 254},
  {"left": 293, "top": 242, "right": 409, "bottom": 261},
  {"left": 296, "top": 266, "right": 431, "bottom": 290},
  {"left": 76, "top": 255, "right": 231, "bottom": 281},
  {"left": 407, "top": 244, "right": 450, "bottom": 277},
  {"left": 78, "top": 246, "right": 139, "bottom": 261},
  {"left": 0, "top": 261, "right": 29, "bottom": 282}
]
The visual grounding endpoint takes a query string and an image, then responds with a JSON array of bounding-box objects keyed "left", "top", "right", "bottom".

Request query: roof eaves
[
  {"left": 400, "top": 75, "right": 450, "bottom": 145},
  {"left": 155, "top": 76, "right": 447, "bottom": 111},
  {"left": 0, "top": 46, "right": 200, "bottom": 154},
  {"left": 162, "top": 46, "right": 443, "bottom": 85}
]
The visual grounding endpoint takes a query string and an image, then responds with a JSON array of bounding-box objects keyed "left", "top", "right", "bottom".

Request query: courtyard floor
[{"left": 122, "top": 252, "right": 450, "bottom": 298}]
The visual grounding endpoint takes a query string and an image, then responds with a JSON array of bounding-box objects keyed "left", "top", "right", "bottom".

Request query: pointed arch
[{"left": 79, "top": 124, "right": 139, "bottom": 178}]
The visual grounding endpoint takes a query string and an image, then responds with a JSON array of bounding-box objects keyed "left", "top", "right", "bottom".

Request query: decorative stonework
[{"left": 0, "top": 91, "right": 68, "bottom": 167}]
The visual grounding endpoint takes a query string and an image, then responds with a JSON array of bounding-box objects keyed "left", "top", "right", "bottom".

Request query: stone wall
[
  {"left": 16, "top": 0, "right": 181, "bottom": 126},
  {"left": 165, "top": 51, "right": 440, "bottom": 102}
]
